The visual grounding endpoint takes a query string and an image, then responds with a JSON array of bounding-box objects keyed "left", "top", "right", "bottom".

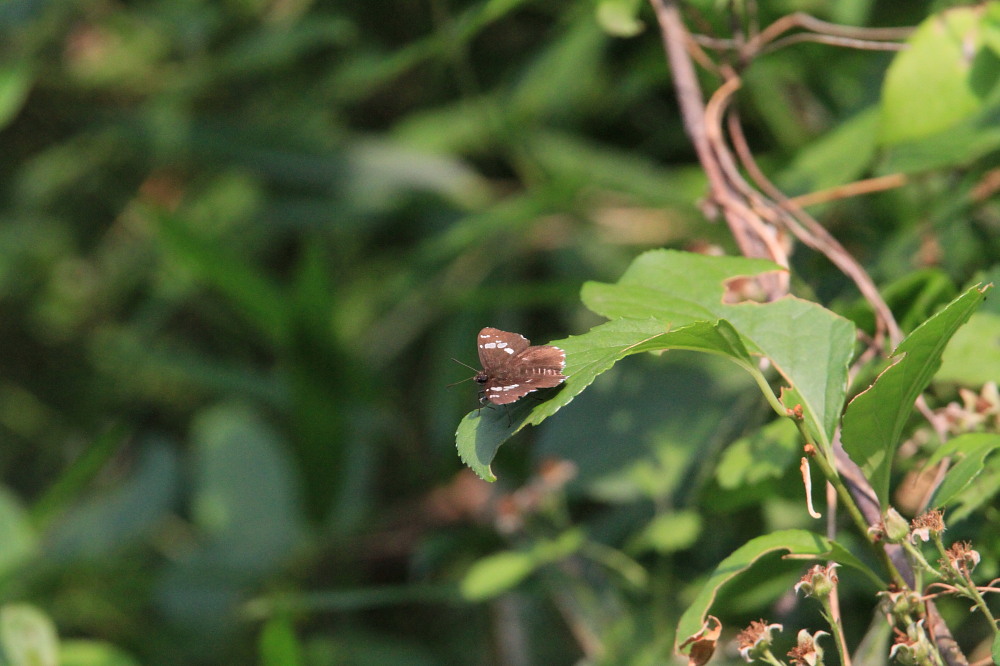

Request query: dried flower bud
[
  {"left": 788, "top": 629, "right": 829, "bottom": 666},
  {"left": 909, "top": 509, "right": 945, "bottom": 542},
  {"left": 736, "top": 619, "right": 782, "bottom": 662},
  {"left": 941, "top": 541, "right": 980, "bottom": 579}
]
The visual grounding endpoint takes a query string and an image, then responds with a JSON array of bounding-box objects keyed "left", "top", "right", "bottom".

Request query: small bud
[
  {"left": 883, "top": 507, "right": 911, "bottom": 544},
  {"left": 736, "top": 619, "right": 782, "bottom": 662},
  {"left": 794, "top": 563, "right": 839, "bottom": 599},
  {"left": 877, "top": 588, "right": 922, "bottom": 619},
  {"left": 889, "top": 619, "right": 934, "bottom": 666}
]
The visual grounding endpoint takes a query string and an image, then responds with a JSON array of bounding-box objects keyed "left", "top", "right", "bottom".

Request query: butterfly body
[{"left": 475, "top": 327, "right": 566, "bottom": 405}]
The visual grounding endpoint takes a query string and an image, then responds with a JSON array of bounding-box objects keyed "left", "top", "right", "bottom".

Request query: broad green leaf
[
  {"left": 460, "top": 530, "right": 584, "bottom": 600},
  {"left": 0, "top": 604, "right": 58, "bottom": 666},
  {"left": 880, "top": 7, "right": 998, "bottom": 145},
  {"left": 457, "top": 318, "right": 754, "bottom": 481},
  {"left": 926, "top": 433, "right": 1000, "bottom": 508},
  {"left": 841, "top": 286, "right": 988, "bottom": 507},
  {"left": 582, "top": 249, "right": 855, "bottom": 448},
  {"left": 675, "top": 530, "right": 882, "bottom": 654}
]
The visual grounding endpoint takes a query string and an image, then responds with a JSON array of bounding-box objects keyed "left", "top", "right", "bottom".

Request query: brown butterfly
[{"left": 472, "top": 327, "right": 567, "bottom": 405}]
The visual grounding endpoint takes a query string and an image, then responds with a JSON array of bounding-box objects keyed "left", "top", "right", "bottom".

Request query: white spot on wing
[
  {"left": 483, "top": 342, "right": 497, "bottom": 349},
  {"left": 504, "top": 347, "right": 515, "bottom": 354}
]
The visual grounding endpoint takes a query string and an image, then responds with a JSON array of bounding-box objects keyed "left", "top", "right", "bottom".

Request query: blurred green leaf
[
  {"left": 190, "top": 402, "right": 302, "bottom": 570},
  {"left": 0, "top": 489, "right": 36, "bottom": 580},
  {"left": 259, "top": 616, "right": 303, "bottom": 666},
  {"left": 59, "top": 640, "right": 140, "bottom": 666},
  {"left": 45, "top": 440, "right": 178, "bottom": 562},
  {"left": 937, "top": 312, "right": 1000, "bottom": 385},
  {"left": 596, "top": 0, "right": 645, "bottom": 38},
  {"left": 0, "top": 62, "right": 32, "bottom": 131},
  {"left": 629, "top": 510, "right": 701, "bottom": 555},
  {"left": 716, "top": 417, "right": 800, "bottom": 489},
  {"left": 0, "top": 604, "right": 58, "bottom": 666},
  {"left": 926, "top": 433, "right": 1000, "bottom": 508},
  {"left": 842, "top": 285, "right": 988, "bottom": 507},
  {"left": 156, "top": 211, "right": 287, "bottom": 345},
  {"left": 880, "top": 7, "right": 999, "bottom": 145},
  {"left": 777, "top": 107, "right": 879, "bottom": 197},
  {"left": 461, "top": 530, "right": 584, "bottom": 600}
]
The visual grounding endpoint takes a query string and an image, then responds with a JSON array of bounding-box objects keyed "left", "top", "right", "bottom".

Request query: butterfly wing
[
  {"left": 477, "top": 327, "right": 530, "bottom": 372},
  {"left": 513, "top": 345, "right": 566, "bottom": 390}
]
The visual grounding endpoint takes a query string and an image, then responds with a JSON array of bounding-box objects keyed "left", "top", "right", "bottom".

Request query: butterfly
[{"left": 471, "top": 327, "right": 567, "bottom": 405}]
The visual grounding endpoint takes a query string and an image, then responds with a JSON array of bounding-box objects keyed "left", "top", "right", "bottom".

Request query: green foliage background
[{"left": 2, "top": 0, "right": 1000, "bottom": 664}]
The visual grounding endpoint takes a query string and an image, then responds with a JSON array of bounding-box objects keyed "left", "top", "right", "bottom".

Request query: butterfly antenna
[
  {"left": 450, "top": 357, "right": 478, "bottom": 372},
  {"left": 446, "top": 358, "right": 479, "bottom": 389}
]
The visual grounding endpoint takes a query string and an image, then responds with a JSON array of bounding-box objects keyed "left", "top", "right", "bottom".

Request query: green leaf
[
  {"left": 45, "top": 440, "right": 178, "bottom": 562},
  {"left": 59, "top": 640, "right": 141, "bottom": 666},
  {"left": 675, "top": 530, "right": 881, "bottom": 654},
  {"left": 0, "top": 489, "right": 36, "bottom": 580},
  {"left": 596, "top": 0, "right": 645, "bottom": 38},
  {"left": 629, "top": 510, "right": 701, "bottom": 555},
  {"left": 777, "top": 107, "right": 879, "bottom": 197},
  {"left": 456, "top": 318, "right": 754, "bottom": 481},
  {"left": 190, "top": 403, "right": 303, "bottom": 572},
  {"left": 937, "top": 312, "right": 1000, "bottom": 385},
  {"left": 0, "top": 62, "right": 32, "bottom": 132},
  {"left": 925, "top": 433, "right": 1000, "bottom": 508},
  {"left": 716, "top": 417, "right": 800, "bottom": 489},
  {"left": 0, "top": 604, "right": 59, "bottom": 666},
  {"left": 880, "top": 7, "right": 999, "bottom": 145},
  {"left": 582, "top": 249, "right": 855, "bottom": 448},
  {"left": 993, "top": 630, "right": 1000, "bottom": 666},
  {"left": 460, "top": 530, "right": 584, "bottom": 600},
  {"left": 258, "top": 616, "right": 303, "bottom": 666},
  {"left": 877, "top": 92, "right": 1000, "bottom": 174},
  {"left": 841, "top": 285, "right": 988, "bottom": 507},
  {"left": 156, "top": 211, "right": 288, "bottom": 345}
]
